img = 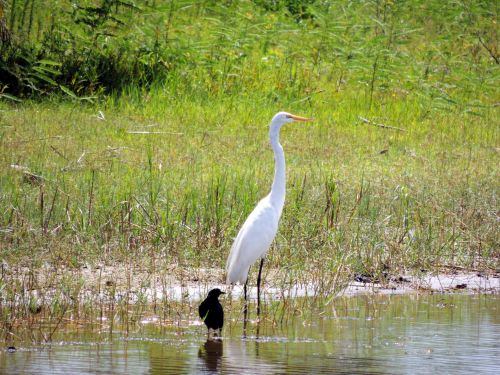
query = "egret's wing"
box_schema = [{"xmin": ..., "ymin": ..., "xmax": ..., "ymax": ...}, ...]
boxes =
[{"xmin": 226, "ymin": 199, "xmax": 279, "ymax": 284}]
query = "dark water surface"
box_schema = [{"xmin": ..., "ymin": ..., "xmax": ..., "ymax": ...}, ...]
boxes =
[{"xmin": 1, "ymin": 294, "xmax": 499, "ymax": 374}]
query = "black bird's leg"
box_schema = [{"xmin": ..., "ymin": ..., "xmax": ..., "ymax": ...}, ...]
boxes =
[{"xmin": 257, "ymin": 259, "xmax": 264, "ymax": 317}]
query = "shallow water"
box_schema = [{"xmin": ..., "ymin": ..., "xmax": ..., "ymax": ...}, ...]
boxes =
[{"xmin": 1, "ymin": 294, "xmax": 499, "ymax": 374}]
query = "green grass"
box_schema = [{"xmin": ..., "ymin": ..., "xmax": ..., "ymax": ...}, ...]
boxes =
[
  {"xmin": 0, "ymin": 0, "xmax": 499, "ymax": 298},
  {"xmin": 1, "ymin": 89, "xmax": 498, "ymax": 274}
]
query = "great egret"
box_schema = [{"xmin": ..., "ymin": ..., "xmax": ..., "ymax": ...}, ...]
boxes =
[
  {"xmin": 225, "ymin": 112, "xmax": 313, "ymax": 315},
  {"xmin": 199, "ymin": 288, "xmax": 225, "ymax": 337}
]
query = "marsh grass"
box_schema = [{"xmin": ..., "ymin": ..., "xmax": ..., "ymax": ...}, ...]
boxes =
[{"xmin": 0, "ymin": 0, "xmax": 499, "ymax": 342}]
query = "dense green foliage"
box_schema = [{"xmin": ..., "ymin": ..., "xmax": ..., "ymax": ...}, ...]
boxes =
[
  {"xmin": 1, "ymin": 0, "xmax": 497, "ymax": 99},
  {"xmin": 0, "ymin": 0, "xmax": 498, "ymax": 287}
]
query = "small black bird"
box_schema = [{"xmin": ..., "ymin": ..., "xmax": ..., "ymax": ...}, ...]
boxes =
[{"xmin": 199, "ymin": 288, "xmax": 225, "ymax": 337}]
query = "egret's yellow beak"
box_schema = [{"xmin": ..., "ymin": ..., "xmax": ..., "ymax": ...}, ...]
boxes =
[{"xmin": 286, "ymin": 114, "xmax": 314, "ymax": 122}]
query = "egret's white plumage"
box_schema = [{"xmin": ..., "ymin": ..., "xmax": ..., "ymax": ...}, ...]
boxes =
[{"xmin": 225, "ymin": 112, "xmax": 312, "ymax": 286}]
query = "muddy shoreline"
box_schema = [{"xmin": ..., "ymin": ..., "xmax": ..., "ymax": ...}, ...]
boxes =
[{"xmin": 2, "ymin": 264, "xmax": 498, "ymax": 305}]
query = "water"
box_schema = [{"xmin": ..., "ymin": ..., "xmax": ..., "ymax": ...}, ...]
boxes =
[{"xmin": 1, "ymin": 294, "xmax": 499, "ymax": 374}]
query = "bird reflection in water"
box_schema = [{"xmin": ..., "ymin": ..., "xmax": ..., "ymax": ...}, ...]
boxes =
[{"xmin": 198, "ymin": 339, "xmax": 223, "ymax": 373}]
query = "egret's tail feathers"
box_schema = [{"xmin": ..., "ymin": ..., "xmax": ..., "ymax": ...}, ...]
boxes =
[{"xmin": 225, "ymin": 263, "xmax": 250, "ymax": 285}]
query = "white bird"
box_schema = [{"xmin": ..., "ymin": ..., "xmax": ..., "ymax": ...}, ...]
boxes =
[{"xmin": 225, "ymin": 111, "xmax": 313, "ymax": 315}]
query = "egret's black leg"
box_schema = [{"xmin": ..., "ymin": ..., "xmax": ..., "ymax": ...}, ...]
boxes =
[
  {"xmin": 243, "ymin": 280, "xmax": 248, "ymax": 321},
  {"xmin": 243, "ymin": 280, "xmax": 249, "ymax": 334},
  {"xmin": 257, "ymin": 259, "xmax": 264, "ymax": 317}
]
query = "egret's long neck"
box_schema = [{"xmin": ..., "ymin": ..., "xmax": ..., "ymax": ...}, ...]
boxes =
[{"xmin": 269, "ymin": 125, "xmax": 286, "ymax": 211}]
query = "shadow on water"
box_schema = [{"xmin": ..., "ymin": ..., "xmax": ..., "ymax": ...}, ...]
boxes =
[
  {"xmin": 191, "ymin": 337, "xmax": 389, "ymax": 375},
  {"xmin": 198, "ymin": 339, "xmax": 223, "ymax": 373},
  {"xmin": 1, "ymin": 294, "xmax": 499, "ymax": 374}
]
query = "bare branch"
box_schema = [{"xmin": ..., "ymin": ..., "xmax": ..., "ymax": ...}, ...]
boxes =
[
  {"xmin": 127, "ymin": 131, "xmax": 183, "ymax": 135},
  {"xmin": 477, "ymin": 33, "xmax": 499, "ymax": 65},
  {"xmin": 358, "ymin": 116, "xmax": 407, "ymax": 132}
]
